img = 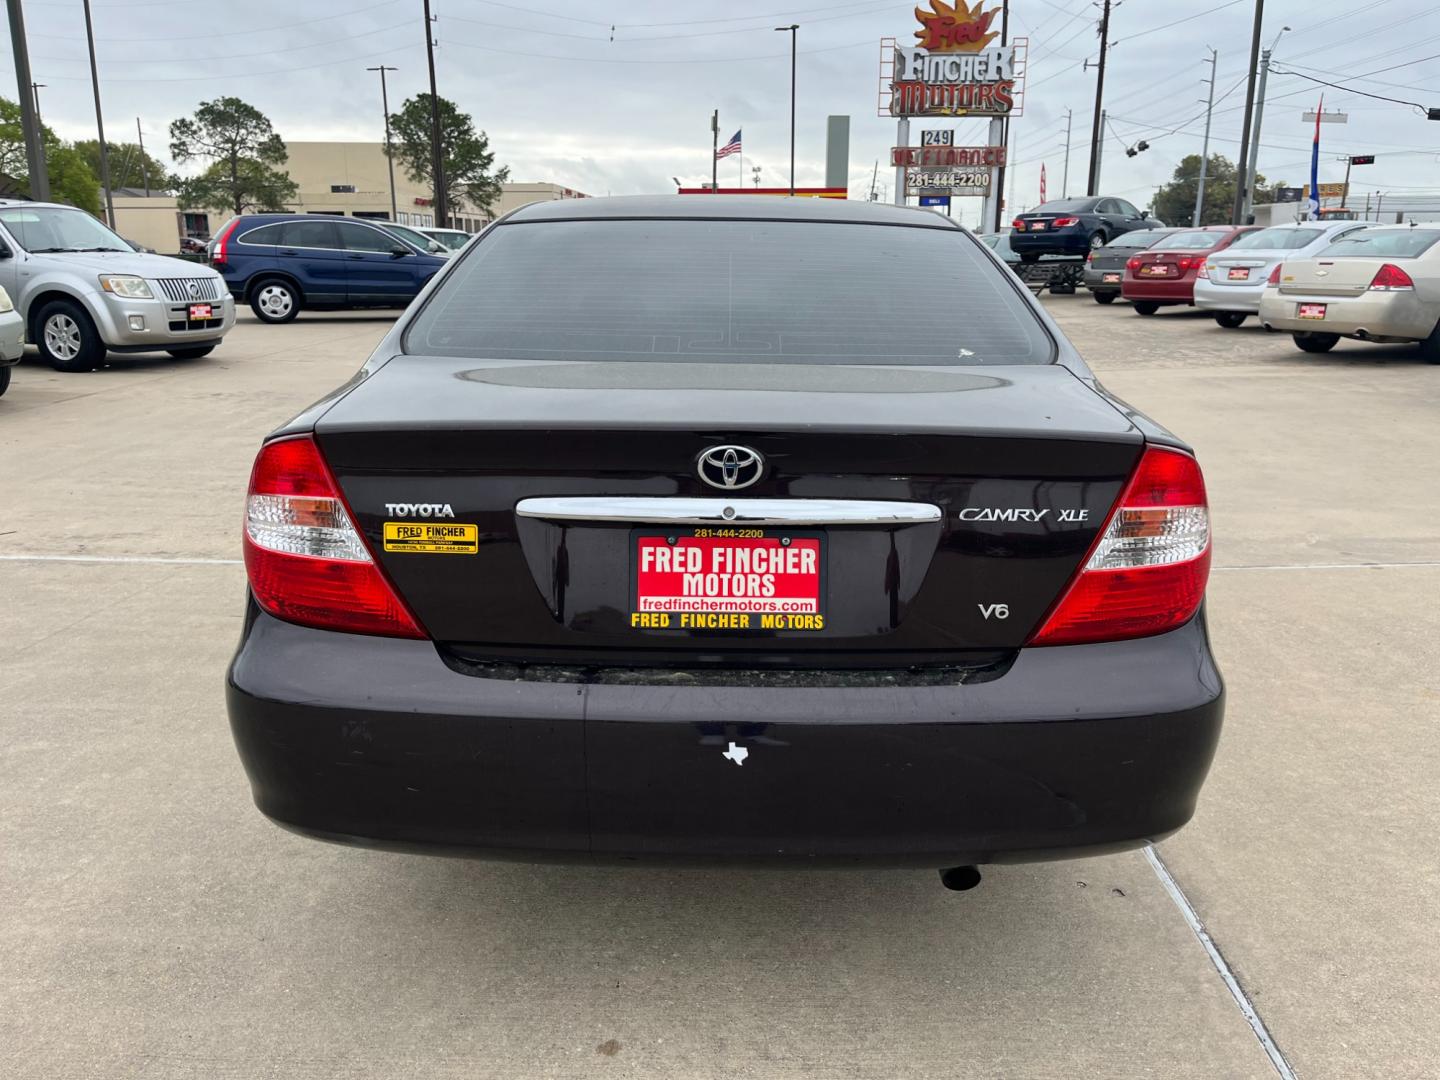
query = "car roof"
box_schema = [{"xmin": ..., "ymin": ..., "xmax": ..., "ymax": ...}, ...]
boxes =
[{"xmin": 503, "ymin": 194, "xmax": 960, "ymax": 228}]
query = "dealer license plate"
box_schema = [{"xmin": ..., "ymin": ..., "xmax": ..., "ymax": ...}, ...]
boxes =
[
  {"xmin": 1227, "ymin": 267, "xmax": 1250, "ymax": 280},
  {"xmin": 1140, "ymin": 264, "xmax": 1168, "ymax": 276},
  {"xmin": 632, "ymin": 530, "xmax": 825, "ymax": 632},
  {"xmin": 1102, "ymin": 272, "xmax": 1121, "ymax": 283},
  {"xmin": 188, "ymin": 303, "xmax": 213, "ymax": 320},
  {"xmin": 1028, "ymin": 221, "xmax": 1046, "ymax": 231},
  {"xmin": 1298, "ymin": 303, "xmax": 1327, "ymax": 320}
]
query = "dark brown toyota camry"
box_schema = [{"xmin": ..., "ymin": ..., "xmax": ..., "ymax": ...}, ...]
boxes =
[{"xmin": 226, "ymin": 195, "xmax": 1222, "ymax": 888}]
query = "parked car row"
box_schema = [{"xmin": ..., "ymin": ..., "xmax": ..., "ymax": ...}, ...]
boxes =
[
  {"xmin": 1072, "ymin": 219, "xmax": 1440, "ymax": 362},
  {"xmin": 0, "ymin": 200, "xmax": 482, "ymax": 382}
]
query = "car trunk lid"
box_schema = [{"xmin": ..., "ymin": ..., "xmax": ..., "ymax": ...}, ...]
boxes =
[
  {"xmin": 314, "ymin": 356, "xmax": 1142, "ymax": 663},
  {"xmin": 1278, "ymin": 258, "xmax": 1384, "ymax": 297}
]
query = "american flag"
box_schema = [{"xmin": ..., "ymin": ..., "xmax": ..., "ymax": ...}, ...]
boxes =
[
  {"xmin": 716, "ymin": 130, "xmax": 742, "ymax": 159},
  {"xmin": 1040, "ymin": 163, "xmax": 1047, "ymax": 204}
]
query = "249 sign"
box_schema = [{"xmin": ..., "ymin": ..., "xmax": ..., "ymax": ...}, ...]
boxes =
[{"xmin": 922, "ymin": 129, "xmax": 955, "ymax": 146}]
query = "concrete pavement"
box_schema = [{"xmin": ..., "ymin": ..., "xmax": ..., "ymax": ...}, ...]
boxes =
[{"xmin": 1, "ymin": 301, "xmax": 1436, "ymax": 1078}]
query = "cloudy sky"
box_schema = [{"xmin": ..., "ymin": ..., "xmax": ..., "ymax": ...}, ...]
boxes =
[{"xmin": 5, "ymin": 0, "xmax": 1439, "ymax": 227}]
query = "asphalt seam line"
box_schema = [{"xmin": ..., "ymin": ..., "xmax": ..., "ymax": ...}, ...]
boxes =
[{"xmin": 1143, "ymin": 845, "xmax": 1298, "ymax": 1080}]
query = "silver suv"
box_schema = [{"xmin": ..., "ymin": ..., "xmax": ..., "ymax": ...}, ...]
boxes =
[{"xmin": 0, "ymin": 200, "xmax": 235, "ymax": 372}]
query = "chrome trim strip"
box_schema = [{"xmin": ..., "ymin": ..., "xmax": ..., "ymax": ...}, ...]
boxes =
[{"xmin": 515, "ymin": 497, "xmax": 942, "ymax": 527}]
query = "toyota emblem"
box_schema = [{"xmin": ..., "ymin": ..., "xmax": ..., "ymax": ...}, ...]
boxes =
[{"xmin": 697, "ymin": 445, "xmax": 765, "ymax": 490}]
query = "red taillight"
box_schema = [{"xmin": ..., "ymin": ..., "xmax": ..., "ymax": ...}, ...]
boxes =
[
  {"xmin": 210, "ymin": 218, "xmax": 239, "ymax": 266},
  {"xmin": 243, "ymin": 435, "xmax": 426, "ymax": 639},
  {"xmin": 1368, "ymin": 263, "xmax": 1414, "ymax": 291},
  {"xmin": 1012, "ymin": 217, "xmax": 1025, "ymax": 230},
  {"xmin": 1028, "ymin": 446, "xmax": 1211, "ymax": 647},
  {"xmin": 1051, "ymin": 216, "xmax": 1080, "ymax": 227},
  {"xmin": 1086, "ymin": 250, "xmax": 1094, "ymax": 263},
  {"xmin": 1267, "ymin": 263, "xmax": 1283, "ymax": 286},
  {"xmin": 1126, "ymin": 257, "xmax": 1141, "ymax": 272}
]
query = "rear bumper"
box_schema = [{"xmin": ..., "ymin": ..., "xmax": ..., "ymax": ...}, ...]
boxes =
[
  {"xmin": 1258, "ymin": 289, "xmax": 1435, "ymax": 340},
  {"xmin": 227, "ymin": 608, "xmax": 1224, "ymax": 867},
  {"xmin": 1193, "ymin": 278, "xmax": 1266, "ymax": 314},
  {"xmin": 1083, "ymin": 267, "xmax": 1125, "ymax": 291},
  {"xmin": 1121, "ymin": 277, "xmax": 1196, "ymax": 303},
  {"xmin": 1010, "ymin": 231, "xmax": 1090, "ymax": 257}
]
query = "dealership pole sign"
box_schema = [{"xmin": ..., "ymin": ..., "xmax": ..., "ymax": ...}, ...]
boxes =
[{"xmin": 886, "ymin": 1, "xmax": 1021, "ymax": 118}]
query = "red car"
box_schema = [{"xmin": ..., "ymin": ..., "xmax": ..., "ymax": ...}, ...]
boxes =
[{"xmin": 1122, "ymin": 226, "xmax": 1259, "ymax": 315}]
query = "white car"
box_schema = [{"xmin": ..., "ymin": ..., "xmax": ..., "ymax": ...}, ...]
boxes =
[
  {"xmin": 420, "ymin": 227, "xmax": 473, "ymax": 253},
  {"xmin": 1194, "ymin": 220, "xmax": 1372, "ymax": 328},
  {"xmin": 0, "ymin": 284, "xmax": 22, "ymax": 397},
  {"xmin": 1257, "ymin": 225, "xmax": 1440, "ymax": 361}
]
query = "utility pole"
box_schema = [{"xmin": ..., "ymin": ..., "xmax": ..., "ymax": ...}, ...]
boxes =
[
  {"xmin": 81, "ymin": 0, "xmax": 115, "ymax": 226},
  {"xmin": 711, "ymin": 109, "xmax": 719, "ymax": 192},
  {"xmin": 1231, "ymin": 0, "xmax": 1265, "ymax": 224},
  {"xmin": 1094, "ymin": 110, "xmax": 1106, "ymax": 192},
  {"xmin": 1194, "ymin": 48, "xmax": 1218, "ymax": 227},
  {"xmin": 367, "ymin": 66, "xmax": 400, "ymax": 221},
  {"xmin": 869, "ymin": 158, "xmax": 879, "ymax": 201},
  {"xmin": 775, "ymin": 24, "xmax": 798, "ymax": 196},
  {"xmin": 1085, "ymin": 0, "xmax": 1112, "ymax": 196},
  {"xmin": 1337, "ymin": 154, "xmax": 1353, "ymax": 209},
  {"xmin": 422, "ymin": 0, "xmax": 447, "ymax": 228},
  {"xmin": 1242, "ymin": 27, "xmax": 1288, "ymax": 223},
  {"xmin": 30, "ymin": 82, "xmax": 43, "ymax": 124},
  {"xmin": 135, "ymin": 118, "xmax": 150, "ymax": 196},
  {"xmin": 991, "ymin": 0, "xmax": 1010, "ymax": 230},
  {"xmin": 1061, "ymin": 107, "xmax": 1072, "ymax": 198},
  {"xmin": 8, "ymin": 0, "xmax": 50, "ymax": 200}
]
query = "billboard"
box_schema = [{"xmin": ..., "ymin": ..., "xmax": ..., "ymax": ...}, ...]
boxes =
[{"xmin": 884, "ymin": 1, "xmax": 1019, "ymax": 119}]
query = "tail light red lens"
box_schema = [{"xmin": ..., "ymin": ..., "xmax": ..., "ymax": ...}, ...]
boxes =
[
  {"xmin": 1029, "ymin": 446, "xmax": 1211, "ymax": 647},
  {"xmin": 1051, "ymin": 216, "xmax": 1080, "ymax": 227},
  {"xmin": 1012, "ymin": 217, "xmax": 1025, "ymax": 230},
  {"xmin": 1267, "ymin": 263, "xmax": 1283, "ymax": 286},
  {"xmin": 210, "ymin": 218, "xmax": 239, "ymax": 266},
  {"xmin": 243, "ymin": 435, "xmax": 426, "ymax": 639},
  {"xmin": 1126, "ymin": 257, "xmax": 1141, "ymax": 272},
  {"xmin": 1368, "ymin": 263, "xmax": 1414, "ymax": 291}
]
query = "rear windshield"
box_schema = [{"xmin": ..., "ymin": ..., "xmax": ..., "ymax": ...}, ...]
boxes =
[
  {"xmin": 1226, "ymin": 227, "xmax": 1325, "ymax": 251},
  {"xmin": 1030, "ymin": 199, "xmax": 1095, "ymax": 213},
  {"xmin": 1104, "ymin": 230, "xmax": 1170, "ymax": 249},
  {"xmin": 1316, "ymin": 230, "xmax": 1440, "ymax": 259},
  {"xmin": 406, "ymin": 219, "xmax": 1054, "ymax": 366},
  {"xmin": 1152, "ymin": 230, "xmax": 1226, "ymax": 251}
]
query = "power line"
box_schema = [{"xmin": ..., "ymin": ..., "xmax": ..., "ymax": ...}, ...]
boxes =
[
  {"xmin": 1270, "ymin": 65, "xmax": 1429, "ymax": 112},
  {"xmin": 31, "ymin": 18, "xmax": 415, "ymax": 64},
  {"xmin": 24, "ymin": 0, "xmax": 403, "ymax": 39}
]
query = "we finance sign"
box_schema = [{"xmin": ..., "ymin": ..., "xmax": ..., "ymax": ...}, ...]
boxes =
[{"xmin": 888, "ymin": 0, "xmax": 1018, "ymax": 118}]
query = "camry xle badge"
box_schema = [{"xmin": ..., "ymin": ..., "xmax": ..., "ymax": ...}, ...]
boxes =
[
  {"xmin": 697, "ymin": 445, "xmax": 765, "ymax": 490},
  {"xmin": 384, "ymin": 502, "xmax": 455, "ymax": 518},
  {"xmin": 722, "ymin": 742, "xmax": 749, "ymax": 766}
]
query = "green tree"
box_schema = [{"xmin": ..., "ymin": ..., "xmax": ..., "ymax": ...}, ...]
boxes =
[
  {"xmin": 387, "ymin": 94, "xmax": 509, "ymax": 219},
  {"xmin": 168, "ymin": 96, "xmax": 296, "ymax": 215},
  {"xmin": 1152, "ymin": 153, "xmax": 1275, "ymax": 226},
  {"xmin": 74, "ymin": 139, "xmax": 169, "ymax": 194},
  {"xmin": 0, "ymin": 97, "xmax": 102, "ymax": 214}
]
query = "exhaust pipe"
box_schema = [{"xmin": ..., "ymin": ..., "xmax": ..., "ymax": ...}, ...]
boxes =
[{"xmin": 939, "ymin": 865, "xmax": 983, "ymax": 891}]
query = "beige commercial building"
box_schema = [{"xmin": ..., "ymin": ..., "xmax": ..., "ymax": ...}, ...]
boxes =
[{"xmin": 111, "ymin": 141, "xmax": 588, "ymax": 252}]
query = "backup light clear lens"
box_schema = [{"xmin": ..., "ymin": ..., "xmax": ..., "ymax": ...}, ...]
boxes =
[
  {"xmin": 245, "ymin": 494, "xmax": 371, "ymax": 561},
  {"xmin": 0, "ymin": 286, "xmax": 12, "ymax": 313},
  {"xmin": 1086, "ymin": 506, "xmax": 1210, "ymax": 569}
]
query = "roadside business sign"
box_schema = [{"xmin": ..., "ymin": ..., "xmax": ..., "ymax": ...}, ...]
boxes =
[
  {"xmin": 921, "ymin": 129, "xmax": 955, "ymax": 145},
  {"xmin": 1302, "ymin": 183, "xmax": 1349, "ymax": 200},
  {"xmin": 882, "ymin": 1, "xmax": 1021, "ymax": 118},
  {"xmin": 918, "ymin": 195, "xmax": 951, "ymax": 207},
  {"xmin": 890, "ymin": 145, "xmax": 1006, "ymax": 168},
  {"xmin": 905, "ymin": 167, "xmax": 990, "ymax": 196}
]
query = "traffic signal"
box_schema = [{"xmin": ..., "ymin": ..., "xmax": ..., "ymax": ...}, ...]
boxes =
[{"xmin": 1349, "ymin": 155, "xmax": 1375, "ymax": 165}]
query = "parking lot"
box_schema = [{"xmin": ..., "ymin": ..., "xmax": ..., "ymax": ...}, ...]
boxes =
[{"xmin": 2, "ymin": 296, "xmax": 1437, "ymax": 1079}]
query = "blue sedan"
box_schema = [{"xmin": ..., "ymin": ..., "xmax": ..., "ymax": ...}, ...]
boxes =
[{"xmin": 1010, "ymin": 196, "xmax": 1165, "ymax": 262}]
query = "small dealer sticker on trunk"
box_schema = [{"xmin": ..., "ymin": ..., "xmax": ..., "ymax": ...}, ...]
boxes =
[{"xmin": 383, "ymin": 522, "xmax": 478, "ymax": 554}]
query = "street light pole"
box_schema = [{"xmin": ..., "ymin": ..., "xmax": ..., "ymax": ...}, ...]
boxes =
[
  {"xmin": 775, "ymin": 24, "xmax": 798, "ymax": 196},
  {"xmin": 1061, "ymin": 107, "xmax": 1072, "ymax": 198},
  {"xmin": 367, "ymin": 66, "xmax": 400, "ymax": 221},
  {"xmin": 30, "ymin": 82, "xmax": 44, "ymax": 124},
  {"xmin": 422, "ymin": 0, "xmax": 447, "ymax": 228},
  {"xmin": 81, "ymin": 0, "xmax": 115, "ymax": 227},
  {"xmin": 1242, "ymin": 26, "xmax": 1289, "ymax": 223},
  {"xmin": 1085, "ymin": 0, "xmax": 1112, "ymax": 196},
  {"xmin": 6, "ymin": 0, "xmax": 49, "ymax": 200}
]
